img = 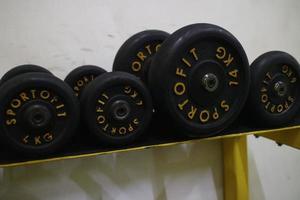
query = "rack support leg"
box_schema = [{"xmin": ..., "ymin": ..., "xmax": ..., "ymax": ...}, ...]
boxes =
[{"xmin": 222, "ymin": 136, "xmax": 248, "ymax": 200}]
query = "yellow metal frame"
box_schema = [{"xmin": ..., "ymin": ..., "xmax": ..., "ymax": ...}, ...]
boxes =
[
  {"xmin": 223, "ymin": 136, "xmax": 248, "ymax": 200},
  {"xmin": 258, "ymin": 128, "xmax": 300, "ymax": 149},
  {"xmin": 1, "ymin": 125, "xmax": 300, "ymax": 200}
]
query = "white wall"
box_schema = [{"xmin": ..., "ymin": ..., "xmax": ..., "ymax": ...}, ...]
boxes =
[{"xmin": 0, "ymin": 0, "xmax": 300, "ymax": 199}]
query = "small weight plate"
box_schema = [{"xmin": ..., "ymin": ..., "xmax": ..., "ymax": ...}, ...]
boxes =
[
  {"xmin": 0, "ymin": 72, "xmax": 80, "ymax": 156},
  {"xmin": 113, "ymin": 30, "xmax": 170, "ymax": 83},
  {"xmin": 0, "ymin": 64, "xmax": 52, "ymax": 85},
  {"xmin": 64, "ymin": 65, "xmax": 107, "ymax": 97},
  {"xmin": 247, "ymin": 51, "xmax": 300, "ymax": 127},
  {"xmin": 80, "ymin": 71, "xmax": 153, "ymax": 145},
  {"xmin": 148, "ymin": 23, "xmax": 250, "ymax": 137}
]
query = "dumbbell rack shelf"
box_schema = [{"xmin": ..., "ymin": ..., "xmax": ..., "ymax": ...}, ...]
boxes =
[{"xmin": 1, "ymin": 124, "xmax": 300, "ymax": 200}]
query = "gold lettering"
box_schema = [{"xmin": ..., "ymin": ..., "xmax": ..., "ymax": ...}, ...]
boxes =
[
  {"xmin": 145, "ymin": 45, "xmax": 152, "ymax": 55},
  {"xmin": 155, "ymin": 44, "xmax": 161, "ymax": 52},
  {"xmin": 282, "ymin": 65, "xmax": 289, "ymax": 73},
  {"xmin": 31, "ymin": 89, "xmax": 36, "ymax": 99},
  {"xmin": 261, "ymin": 94, "xmax": 268, "ymax": 103},
  {"xmin": 133, "ymin": 118, "xmax": 139, "ymax": 125},
  {"xmin": 137, "ymin": 52, "xmax": 146, "ymax": 61},
  {"xmin": 6, "ymin": 109, "xmax": 16, "ymax": 116},
  {"xmin": 6, "ymin": 119, "xmax": 16, "ymax": 125},
  {"xmin": 83, "ymin": 76, "xmax": 89, "ymax": 82},
  {"xmin": 34, "ymin": 136, "xmax": 42, "ymax": 145},
  {"xmin": 224, "ymin": 54, "xmax": 234, "ymax": 66},
  {"xmin": 77, "ymin": 80, "xmax": 84, "ymax": 87},
  {"xmin": 40, "ymin": 90, "xmax": 50, "ymax": 99},
  {"xmin": 277, "ymin": 104, "xmax": 283, "ymax": 113},
  {"xmin": 221, "ymin": 100, "xmax": 230, "ymax": 112},
  {"xmin": 287, "ymin": 70, "xmax": 293, "ymax": 77},
  {"xmin": 265, "ymin": 102, "xmax": 270, "ymax": 110},
  {"xmin": 98, "ymin": 100, "xmax": 105, "ymax": 105},
  {"xmin": 190, "ymin": 48, "xmax": 198, "ymax": 60},
  {"xmin": 228, "ymin": 69, "xmax": 238, "ymax": 78},
  {"xmin": 212, "ymin": 107, "xmax": 219, "ymax": 120},
  {"xmin": 102, "ymin": 124, "xmax": 109, "ymax": 131},
  {"xmin": 43, "ymin": 133, "xmax": 53, "ymax": 142},
  {"xmin": 284, "ymin": 101, "xmax": 289, "ymax": 109},
  {"xmin": 229, "ymin": 81, "xmax": 239, "ymax": 86},
  {"xmin": 119, "ymin": 127, "xmax": 127, "ymax": 134},
  {"xmin": 266, "ymin": 72, "xmax": 272, "ymax": 80},
  {"xmin": 23, "ymin": 135, "xmax": 29, "ymax": 144},
  {"xmin": 290, "ymin": 77, "xmax": 297, "ymax": 83},
  {"xmin": 111, "ymin": 127, "xmax": 117, "ymax": 134},
  {"xmin": 102, "ymin": 93, "xmax": 109, "ymax": 99},
  {"xmin": 132, "ymin": 61, "xmax": 142, "ymax": 72},
  {"xmin": 216, "ymin": 47, "xmax": 226, "ymax": 59},
  {"xmin": 50, "ymin": 96, "xmax": 58, "ymax": 103},
  {"xmin": 174, "ymin": 82, "xmax": 186, "ymax": 96},
  {"xmin": 270, "ymin": 105, "xmax": 276, "ymax": 113},
  {"xmin": 96, "ymin": 107, "xmax": 103, "ymax": 112},
  {"xmin": 130, "ymin": 90, "xmax": 138, "ymax": 98},
  {"xmin": 128, "ymin": 124, "xmax": 134, "ymax": 132},
  {"xmin": 124, "ymin": 86, "xmax": 131, "ymax": 94},
  {"xmin": 11, "ymin": 99, "xmax": 21, "ymax": 108},
  {"xmin": 19, "ymin": 92, "xmax": 29, "ymax": 101},
  {"xmin": 176, "ymin": 68, "xmax": 187, "ymax": 78},
  {"xmin": 57, "ymin": 112, "xmax": 67, "ymax": 117},
  {"xmin": 56, "ymin": 104, "xmax": 64, "ymax": 109},
  {"xmin": 260, "ymin": 87, "xmax": 267, "ymax": 92},
  {"xmin": 216, "ymin": 47, "xmax": 233, "ymax": 66},
  {"xmin": 74, "ymin": 86, "xmax": 79, "ymax": 92},
  {"xmin": 178, "ymin": 99, "xmax": 189, "ymax": 110},
  {"xmin": 187, "ymin": 106, "xmax": 197, "ymax": 119},
  {"xmin": 182, "ymin": 58, "xmax": 192, "ymax": 67},
  {"xmin": 199, "ymin": 110, "xmax": 210, "ymax": 123},
  {"xmin": 136, "ymin": 100, "xmax": 143, "ymax": 106},
  {"xmin": 288, "ymin": 96, "xmax": 294, "ymax": 103},
  {"xmin": 97, "ymin": 115, "xmax": 105, "ymax": 124},
  {"xmin": 263, "ymin": 80, "xmax": 269, "ymax": 85}
]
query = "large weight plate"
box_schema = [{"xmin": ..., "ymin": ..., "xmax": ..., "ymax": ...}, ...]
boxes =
[
  {"xmin": 148, "ymin": 23, "xmax": 250, "ymax": 137},
  {"xmin": 113, "ymin": 30, "xmax": 170, "ymax": 83},
  {"xmin": 247, "ymin": 51, "xmax": 300, "ymax": 127},
  {"xmin": 0, "ymin": 72, "xmax": 79, "ymax": 156},
  {"xmin": 64, "ymin": 65, "xmax": 107, "ymax": 97},
  {"xmin": 81, "ymin": 72, "xmax": 153, "ymax": 145}
]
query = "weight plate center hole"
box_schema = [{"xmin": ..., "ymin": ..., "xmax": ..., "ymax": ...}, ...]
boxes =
[
  {"xmin": 110, "ymin": 100, "xmax": 131, "ymax": 121},
  {"xmin": 33, "ymin": 113, "xmax": 44, "ymax": 124},
  {"xmin": 23, "ymin": 104, "xmax": 53, "ymax": 129},
  {"xmin": 274, "ymin": 81, "xmax": 287, "ymax": 97},
  {"xmin": 202, "ymin": 73, "xmax": 219, "ymax": 92}
]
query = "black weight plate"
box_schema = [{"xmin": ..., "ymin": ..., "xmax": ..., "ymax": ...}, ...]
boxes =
[
  {"xmin": 80, "ymin": 71, "xmax": 153, "ymax": 145},
  {"xmin": 113, "ymin": 30, "xmax": 170, "ymax": 83},
  {"xmin": 0, "ymin": 64, "xmax": 52, "ymax": 85},
  {"xmin": 0, "ymin": 72, "xmax": 80, "ymax": 156},
  {"xmin": 247, "ymin": 51, "xmax": 300, "ymax": 127},
  {"xmin": 148, "ymin": 23, "xmax": 250, "ymax": 137},
  {"xmin": 64, "ymin": 65, "xmax": 107, "ymax": 97}
]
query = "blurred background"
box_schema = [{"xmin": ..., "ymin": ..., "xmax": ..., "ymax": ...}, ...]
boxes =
[{"xmin": 0, "ymin": 0, "xmax": 299, "ymax": 199}]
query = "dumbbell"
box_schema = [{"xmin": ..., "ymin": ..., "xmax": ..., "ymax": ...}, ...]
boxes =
[
  {"xmin": 246, "ymin": 51, "xmax": 300, "ymax": 127},
  {"xmin": 65, "ymin": 66, "xmax": 153, "ymax": 146},
  {"xmin": 113, "ymin": 24, "xmax": 250, "ymax": 137},
  {"xmin": 0, "ymin": 64, "xmax": 80, "ymax": 156}
]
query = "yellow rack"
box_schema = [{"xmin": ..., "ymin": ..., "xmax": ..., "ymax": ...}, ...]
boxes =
[{"xmin": 1, "ymin": 125, "xmax": 300, "ymax": 200}]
